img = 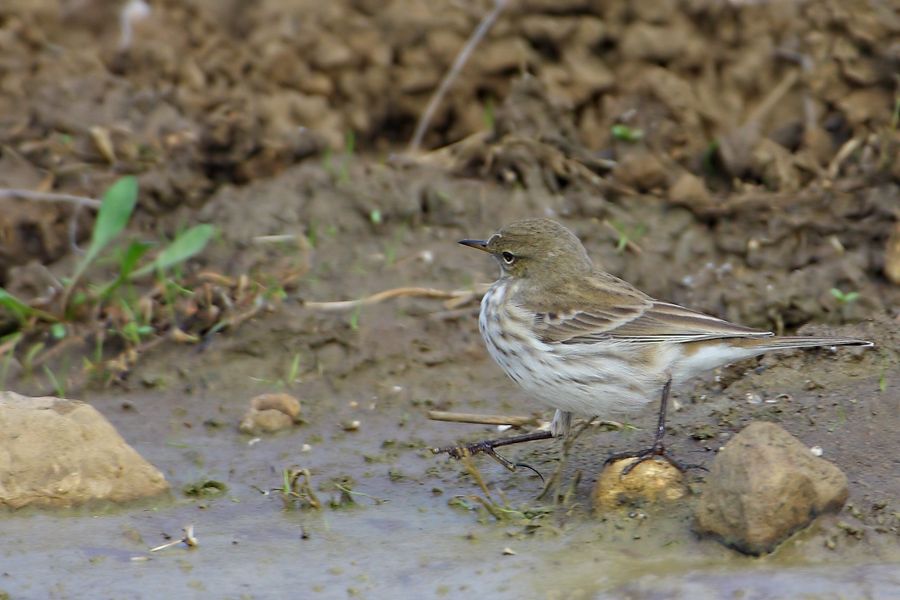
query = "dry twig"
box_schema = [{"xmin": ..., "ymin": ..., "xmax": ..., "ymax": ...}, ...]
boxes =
[
  {"xmin": 0, "ymin": 189, "xmax": 101, "ymax": 209},
  {"xmin": 427, "ymin": 410, "xmax": 540, "ymax": 428},
  {"xmin": 301, "ymin": 287, "xmax": 478, "ymax": 312},
  {"xmin": 407, "ymin": 0, "xmax": 508, "ymax": 152}
]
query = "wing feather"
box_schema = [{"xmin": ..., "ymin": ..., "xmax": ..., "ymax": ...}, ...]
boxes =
[{"xmin": 524, "ymin": 274, "xmax": 772, "ymax": 345}]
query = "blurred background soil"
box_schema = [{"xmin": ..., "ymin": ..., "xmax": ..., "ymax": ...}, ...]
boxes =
[{"xmin": 1, "ymin": 0, "xmax": 897, "ymax": 277}]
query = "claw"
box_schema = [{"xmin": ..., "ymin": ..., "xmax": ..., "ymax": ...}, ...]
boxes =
[
  {"xmin": 432, "ymin": 430, "xmax": 555, "ymax": 479},
  {"xmin": 513, "ymin": 462, "xmax": 544, "ymax": 482},
  {"xmin": 605, "ymin": 446, "xmax": 706, "ymax": 475}
]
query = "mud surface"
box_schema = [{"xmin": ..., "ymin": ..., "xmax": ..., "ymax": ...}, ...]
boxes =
[{"xmin": 1, "ymin": 0, "xmax": 899, "ymax": 598}]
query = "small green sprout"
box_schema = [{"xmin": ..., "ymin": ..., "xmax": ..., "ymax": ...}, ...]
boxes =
[
  {"xmin": 829, "ymin": 288, "xmax": 860, "ymax": 305},
  {"xmin": 611, "ymin": 124, "xmax": 644, "ymax": 142}
]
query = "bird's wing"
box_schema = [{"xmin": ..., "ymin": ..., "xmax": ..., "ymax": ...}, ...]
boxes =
[{"xmin": 526, "ymin": 273, "xmax": 772, "ymax": 344}]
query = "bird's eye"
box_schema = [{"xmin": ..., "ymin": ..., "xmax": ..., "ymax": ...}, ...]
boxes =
[{"xmin": 501, "ymin": 251, "xmax": 516, "ymax": 264}]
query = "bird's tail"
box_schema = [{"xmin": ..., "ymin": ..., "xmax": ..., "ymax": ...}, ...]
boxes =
[{"xmin": 750, "ymin": 336, "xmax": 873, "ymax": 352}]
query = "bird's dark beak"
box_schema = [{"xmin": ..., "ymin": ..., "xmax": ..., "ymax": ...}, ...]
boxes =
[{"xmin": 458, "ymin": 239, "xmax": 489, "ymax": 252}]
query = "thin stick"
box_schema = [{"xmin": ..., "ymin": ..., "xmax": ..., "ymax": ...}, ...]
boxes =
[
  {"xmin": 601, "ymin": 219, "xmax": 644, "ymax": 255},
  {"xmin": 302, "ymin": 287, "xmax": 475, "ymax": 312},
  {"xmin": 407, "ymin": 0, "xmax": 508, "ymax": 153},
  {"xmin": 745, "ymin": 70, "xmax": 799, "ymax": 126},
  {"xmin": 0, "ymin": 189, "xmax": 101, "ymax": 209},
  {"xmin": 828, "ymin": 137, "xmax": 862, "ymax": 180},
  {"xmin": 149, "ymin": 525, "xmax": 198, "ymax": 553},
  {"xmin": 427, "ymin": 410, "xmax": 540, "ymax": 427}
]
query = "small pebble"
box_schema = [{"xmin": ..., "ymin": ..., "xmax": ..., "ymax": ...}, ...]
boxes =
[
  {"xmin": 810, "ymin": 445, "xmax": 824, "ymax": 457},
  {"xmin": 502, "ymin": 547, "xmax": 516, "ymax": 556}
]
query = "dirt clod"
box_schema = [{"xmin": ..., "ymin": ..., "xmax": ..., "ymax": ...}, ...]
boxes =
[
  {"xmin": 694, "ymin": 421, "xmax": 849, "ymax": 555},
  {"xmin": 250, "ymin": 393, "xmax": 302, "ymax": 420},
  {"xmin": 239, "ymin": 393, "xmax": 302, "ymax": 434},
  {"xmin": 669, "ymin": 172, "xmax": 712, "ymax": 207},
  {"xmin": 593, "ymin": 456, "xmax": 687, "ymax": 510},
  {"xmin": 239, "ymin": 409, "xmax": 293, "ymax": 435}
]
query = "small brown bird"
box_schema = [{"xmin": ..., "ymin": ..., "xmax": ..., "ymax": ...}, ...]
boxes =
[{"xmin": 437, "ymin": 218, "xmax": 872, "ymax": 471}]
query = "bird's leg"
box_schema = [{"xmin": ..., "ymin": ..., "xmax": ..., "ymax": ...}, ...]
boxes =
[
  {"xmin": 432, "ymin": 430, "xmax": 554, "ymax": 475},
  {"xmin": 603, "ymin": 376, "xmax": 693, "ymax": 474},
  {"xmin": 537, "ymin": 411, "xmax": 594, "ymax": 502}
]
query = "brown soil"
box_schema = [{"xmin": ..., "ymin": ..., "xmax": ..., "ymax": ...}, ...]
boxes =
[{"xmin": 0, "ymin": 0, "xmax": 898, "ymax": 597}]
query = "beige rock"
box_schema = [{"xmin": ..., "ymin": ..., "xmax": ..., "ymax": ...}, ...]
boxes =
[
  {"xmin": 239, "ymin": 409, "xmax": 293, "ymax": 434},
  {"xmin": 239, "ymin": 393, "xmax": 302, "ymax": 434},
  {"xmin": 593, "ymin": 457, "xmax": 687, "ymax": 510},
  {"xmin": 694, "ymin": 422, "xmax": 848, "ymax": 555},
  {"xmin": 251, "ymin": 393, "xmax": 301, "ymax": 419},
  {"xmin": 0, "ymin": 392, "xmax": 169, "ymax": 509}
]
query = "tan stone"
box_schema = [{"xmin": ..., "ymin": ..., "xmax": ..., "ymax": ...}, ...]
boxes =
[
  {"xmin": 239, "ymin": 409, "xmax": 293, "ymax": 434},
  {"xmin": 593, "ymin": 457, "xmax": 687, "ymax": 510},
  {"xmin": 0, "ymin": 392, "xmax": 169, "ymax": 509},
  {"xmin": 239, "ymin": 393, "xmax": 302, "ymax": 434},
  {"xmin": 694, "ymin": 422, "xmax": 848, "ymax": 555},
  {"xmin": 250, "ymin": 393, "xmax": 301, "ymax": 419}
]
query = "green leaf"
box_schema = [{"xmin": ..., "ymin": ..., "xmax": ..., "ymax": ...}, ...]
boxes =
[
  {"xmin": 50, "ymin": 323, "xmax": 67, "ymax": 340},
  {"xmin": 68, "ymin": 176, "xmax": 139, "ymax": 289},
  {"xmin": 611, "ymin": 124, "xmax": 644, "ymax": 142},
  {"xmin": 118, "ymin": 240, "xmax": 153, "ymax": 278},
  {"xmin": 0, "ymin": 288, "xmax": 33, "ymax": 322},
  {"xmin": 130, "ymin": 224, "xmax": 215, "ymax": 280},
  {"xmin": 97, "ymin": 241, "xmax": 153, "ymax": 300},
  {"xmin": 0, "ymin": 288, "xmax": 56, "ymax": 323}
]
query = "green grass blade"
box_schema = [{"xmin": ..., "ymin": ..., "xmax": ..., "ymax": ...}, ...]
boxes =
[
  {"xmin": 0, "ymin": 288, "xmax": 32, "ymax": 322},
  {"xmin": 97, "ymin": 241, "xmax": 153, "ymax": 300},
  {"xmin": 0, "ymin": 288, "xmax": 57, "ymax": 323},
  {"xmin": 69, "ymin": 176, "xmax": 139, "ymax": 286},
  {"xmin": 130, "ymin": 224, "xmax": 216, "ymax": 280}
]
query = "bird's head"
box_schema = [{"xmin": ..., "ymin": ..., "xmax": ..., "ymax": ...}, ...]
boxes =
[{"xmin": 459, "ymin": 218, "xmax": 592, "ymax": 279}]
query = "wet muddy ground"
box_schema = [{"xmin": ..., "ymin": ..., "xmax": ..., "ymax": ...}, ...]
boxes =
[
  {"xmin": 3, "ymin": 167, "xmax": 899, "ymax": 599},
  {"xmin": 0, "ymin": 333, "xmax": 896, "ymax": 599},
  {"xmin": 1, "ymin": 0, "xmax": 899, "ymax": 598}
]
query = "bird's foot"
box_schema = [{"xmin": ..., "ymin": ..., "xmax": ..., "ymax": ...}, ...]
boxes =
[
  {"xmin": 432, "ymin": 436, "xmax": 547, "ymax": 480},
  {"xmin": 604, "ymin": 444, "xmax": 704, "ymax": 475}
]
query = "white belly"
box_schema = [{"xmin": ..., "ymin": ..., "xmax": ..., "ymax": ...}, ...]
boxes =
[{"xmin": 478, "ymin": 283, "xmax": 670, "ymax": 418}]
